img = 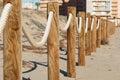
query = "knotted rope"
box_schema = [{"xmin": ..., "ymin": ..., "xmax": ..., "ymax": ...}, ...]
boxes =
[
  {"xmin": 0, "ymin": 3, "xmax": 12, "ymax": 33},
  {"xmin": 76, "ymin": 17, "xmax": 82, "ymax": 33},
  {"xmin": 22, "ymin": 11, "xmax": 54, "ymax": 47},
  {"xmin": 85, "ymin": 18, "xmax": 88, "ymax": 33},
  {"xmin": 60, "ymin": 13, "xmax": 72, "ymax": 32},
  {"xmin": 96, "ymin": 19, "xmax": 100, "ymax": 30}
]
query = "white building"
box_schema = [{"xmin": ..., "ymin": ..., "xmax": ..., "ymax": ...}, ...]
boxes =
[
  {"xmin": 118, "ymin": 1, "xmax": 120, "ymax": 18},
  {"xmin": 87, "ymin": 0, "xmax": 111, "ymax": 17},
  {"xmin": 87, "ymin": 0, "xmax": 93, "ymax": 13}
]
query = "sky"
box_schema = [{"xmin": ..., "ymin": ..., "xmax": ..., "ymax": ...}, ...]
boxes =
[{"xmin": 22, "ymin": 0, "xmax": 40, "ymax": 3}]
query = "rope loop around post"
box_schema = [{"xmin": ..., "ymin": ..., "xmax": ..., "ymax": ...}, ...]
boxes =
[
  {"xmin": 85, "ymin": 17, "xmax": 88, "ymax": 33},
  {"xmin": 22, "ymin": 11, "xmax": 54, "ymax": 47},
  {"xmin": 60, "ymin": 13, "xmax": 72, "ymax": 32},
  {"xmin": 0, "ymin": 3, "xmax": 12, "ymax": 33},
  {"xmin": 96, "ymin": 19, "xmax": 100, "ymax": 30},
  {"xmin": 76, "ymin": 17, "xmax": 82, "ymax": 33}
]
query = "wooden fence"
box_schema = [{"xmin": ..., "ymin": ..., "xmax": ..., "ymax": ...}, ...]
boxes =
[{"xmin": 2, "ymin": 1, "xmax": 116, "ymax": 80}]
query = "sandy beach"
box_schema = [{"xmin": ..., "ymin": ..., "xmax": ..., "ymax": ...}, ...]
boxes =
[
  {"xmin": 0, "ymin": 26, "xmax": 120, "ymax": 80},
  {"xmin": 21, "ymin": 27, "xmax": 120, "ymax": 80},
  {"xmin": 0, "ymin": 1, "xmax": 120, "ymax": 79}
]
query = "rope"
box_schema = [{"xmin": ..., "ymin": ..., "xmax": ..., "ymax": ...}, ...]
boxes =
[
  {"xmin": 91, "ymin": 18, "xmax": 94, "ymax": 31},
  {"xmin": 76, "ymin": 17, "xmax": 82, "ymax": 33},
  {"xmin": 60, "ymin": 13, "xmax": 72, "ymax": 32},
  {"xmin": 96, "ymin": 19, "xmax": 100, "ymax": 30},
  {"xmin": 85, "ymin": 17, "xmax": 88, "ymax": 33},
  {"xmin": 22, "ymin": 11, "xmax": 54, "ymax": 47},
  {"xmin": 0, "ymin": 3, "xmax": 12, "ymax": 33}
]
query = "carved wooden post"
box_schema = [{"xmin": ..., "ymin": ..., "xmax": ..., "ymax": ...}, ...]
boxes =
[
  {"xmin": 91, "ymin": 15, "xmax": 97, "ymax": 52},
  {"xmin": 67, "ymin": 7, "xmax": 76, "ymax": 78},
  {"xmin": 78, "ymin": 12, "xmax": 85, "ymax": 66},
  {"xmin": 3, "ymin": 0, "xmax": 21, "ymax": 80},
  {"xmin": 47, "ymin": 2, "xmax": 59, "ymax": 80},
  {"xmin": 85, "ymin": 13, "xmax": 91, "ymax": 56},
  {"xmin": 96, "ymin": 17, "xmax": 101, "ymax": 47}
]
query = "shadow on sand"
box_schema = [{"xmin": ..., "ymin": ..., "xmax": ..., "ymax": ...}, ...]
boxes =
[
  {"xmin": 22, "ymin": 77, "xmax": 31, "ymax": 80},
  {"xmin": 22, "ymin": 61, "xmax": 47, "ymax": 74},
  {"xmin": 22, "ymin": 60, "xmax": 68, "ymax": 77}
]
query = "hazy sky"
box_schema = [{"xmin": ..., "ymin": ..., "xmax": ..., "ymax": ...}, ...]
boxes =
[{"xmin": 22, "ymin": 0, "xmax": 40, "ymax": 3}]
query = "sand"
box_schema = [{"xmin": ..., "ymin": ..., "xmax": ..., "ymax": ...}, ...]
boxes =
[
  {"xmin": 0, "ymin": 27, "xmax": 120, "ymax": 80},
  {"xmin": 0, "ymin": 3, "xmax": 120, "ymax": 80}
]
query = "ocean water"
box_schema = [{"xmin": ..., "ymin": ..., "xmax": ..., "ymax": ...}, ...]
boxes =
[{"xmin": 22, "ymin": 0, "xmax": 40, "ymax": 3}]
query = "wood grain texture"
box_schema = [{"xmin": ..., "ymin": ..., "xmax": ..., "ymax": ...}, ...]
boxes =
[
  {"xmin": 101, "ymin": 19, "xmax": 107, "ymax": 45},
  {"xmin": 105, "ymin": 19, "xmax": 109, "ymax": 44},
  {"xmin": 101, "ymin": 18, "xmax": 104, "ymax": 42},
  {"xmin": 78, "ymin": 12, "xmax": 85, "ymax": 66},
  {"xmin": 106, "ymin": 20, "xmax": 109, "ymax": 40},
  {"xmin": 85, "ymin": 13, "xmax": 91, "ymax": 56},
  {"xmin": 3, "ymin": 0, "xmax": 21, "ymax": 80},
  {"xmin": 96, "ymin": 17, "xmax": 101, "ymax": 48},
  {"xmin": 103, "ymin": 19, "xmax": 107, "ymax": 44},
  {"xmin": 67, "ymin": 7, "xmax": 76, "ymax": 78},
  {"xmin": 47, "ymin": 2, "xmax": 59, "ymax": 80},
  {"xmin": 91, "ymin": 15, "xmax": 97, "ymax": 52}
]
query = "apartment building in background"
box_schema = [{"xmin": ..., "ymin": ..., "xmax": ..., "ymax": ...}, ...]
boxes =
[
  {"xmin": 40, "ymin": 0, "xmax": 62, "ymax": 11},
  {"xmin": 40, "ymin": 0, "xmax": 120, "ymax": 18},
  {"xmin": 118, "ymin": 1, "xmax": 120, "ymax": 18},
  {"xmin": 111, "ymin": 0, "xmax": 118, "ymax": 18},
  {"xmin": 87, "ymin": 0, "xmax": 93, "ymax": 13},
  {"xmin": 87, "ymin": 0, "xmax": 120, "ymax": 18},
  {"xmin": 87, "ymin": 0, "xmax": 111, "ymax": 17},
  {"xmin": 40, "ymin": 0, "xmax": 86, "ymax": 15}
]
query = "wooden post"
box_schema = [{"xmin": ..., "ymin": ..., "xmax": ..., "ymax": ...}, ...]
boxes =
[
  {"xmin": 101, "ymin": 18, "xmax": 104, "ymax": 43},
  {"xmin": 78, "ymin": 12, "xmax": 85, "ymax": 66},
  {"xmin": 101, "ymin": 19, "xmax": 107, "ymax": 45},
  {"xmin": 105, "ymin": 19, "xmax": 109, "ymax": 44},
  {"xmin": 96, "ymin": 17, "xmax": 101, "ymax": 47},
  {"xmin": 91, "ymin": 15, "xmax": 97, "ymax": 52},
  {"xmin": 3, "ymin": 0, "xmax": 21, "ymax": 80},
  {"xmin": 67, "ymin": 7, "xmax": 76, "ymax": 78},
  {"xmin": 47, "ymin": 2, "xmax": 59, "ymax": 80},
  {"xmin": 103, "ymin": 19, "xmax": 107, "ymax": 44},
  {"xmin": 106, "ymin": 19, "xmax": 109, "ymax": 39},
  {"xmin": 85, "ymin": 13, "xmax": 91, "ymax": 56}
]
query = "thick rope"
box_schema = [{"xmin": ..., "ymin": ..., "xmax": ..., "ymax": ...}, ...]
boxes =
[
  {"xmin": 60, "ymin": 13, "xmax": 72, "ymax": 32},
  {"xmin": 96, "ymin": 19, "xmax": 100, "ymax": 30},
  {"xmin": 91, "ymin": 18, "xmax": 94, "ymax": 31},
  {"xmin": 22, "ymin": 11, "xmax": 54, "ymax": 47},
  {"xmin": 76, "ymin": 17, "xmax": 82, "ymax": 33},
  {"xmin": 0, "ymin": 3, "xmax": 12, "ymax": 33},
  {"xmin": 85, "ymin": 17, "xmax": 88, "ymax": 33}
]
